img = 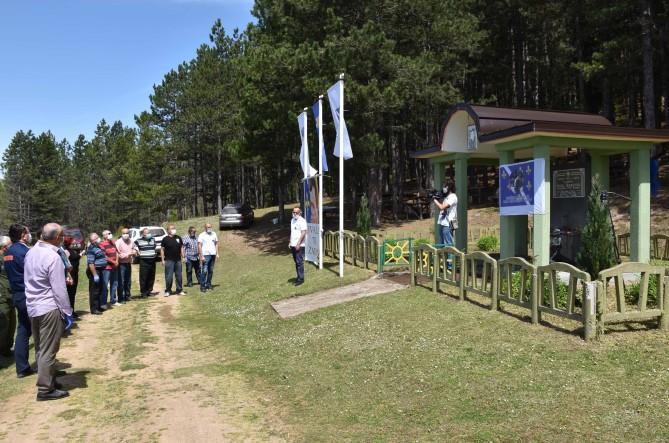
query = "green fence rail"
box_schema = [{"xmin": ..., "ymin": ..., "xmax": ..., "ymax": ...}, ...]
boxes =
[{"xmin": 597, "ymin": 262, "xmax": 669, "ymax": 331}]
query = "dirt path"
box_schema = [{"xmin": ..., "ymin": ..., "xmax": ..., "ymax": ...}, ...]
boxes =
[{"xmin": 0, "ymin": 268, "xmax": 285, "ymax": 442}]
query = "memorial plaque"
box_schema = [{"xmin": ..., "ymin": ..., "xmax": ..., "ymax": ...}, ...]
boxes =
[{"xmin": 553, "ymin": 168, "xmax": 585, "ymax": 198}]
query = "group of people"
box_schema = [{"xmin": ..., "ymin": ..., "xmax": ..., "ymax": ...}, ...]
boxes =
[
  {"xmin": 84, "ymin": 223, "xmax": 220, "ymax": 315},
  {"xmin": 0, "ymin": 222, "xmax": 220, "ymax": 401}
]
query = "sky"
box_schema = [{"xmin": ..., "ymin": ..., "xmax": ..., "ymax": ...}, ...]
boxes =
[{"xmin": 0, "ymin": 0, "xmax": 255, "ymax": 152}]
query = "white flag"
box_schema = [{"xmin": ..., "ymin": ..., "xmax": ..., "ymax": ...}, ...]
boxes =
[
  {"xmin": 298, "ymin": 112, "xmax": 317, "ymax": 177},
  {"xmin": 327, "ymin": 81, "xmax": 353, "ymax": 160}
]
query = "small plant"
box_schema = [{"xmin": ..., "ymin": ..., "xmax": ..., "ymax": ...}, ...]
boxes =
[
  {"xmin": 477, "ymin": 235, "xmax": 499, "ymax": 252},
  {"xmin": 356, "ymin": 194, "xmax": 372, "ymax": 237},
  {"xmin": 542, "ymin": 279, "xmax": 570, "ymax": 308},
  {"xmin": 413, "ymin": 238, "xmax": 431, "ymax": 247},
  {"xmin": 576, "ymin": 179, "xmax": 616, "ymax": 279},
  {"xmin": 625, "ymin": 274, "xmax": 659, "ymax": 307}
]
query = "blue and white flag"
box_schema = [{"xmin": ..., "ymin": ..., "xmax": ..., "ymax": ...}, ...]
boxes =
[
  {"xmin": 499, "ymin": 159, "xmax": 546, "ymax": 215},
  {"xmin": 327, "ymin": 81, "xmax": 353, "ymax": 160},
  {"xmin": 298, "ymin": 112, "xmax": 317, "ymax": 178},
  {"xmin": 311, "ymin": 101, "xmax": 329, "ymax": 172}
]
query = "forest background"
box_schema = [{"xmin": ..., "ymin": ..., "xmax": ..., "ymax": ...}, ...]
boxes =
[{"xmin": 2, "ymin": 0, "xmax": 668, "ymax": 232}]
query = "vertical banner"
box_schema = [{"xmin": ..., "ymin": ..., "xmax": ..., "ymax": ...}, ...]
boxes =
[
  {"xmin": 499, "ymin": 158, "xmax": 546, "ymax": 215},
  {"xmin": 305, "ymin": 176, "xmax": 320, "ymax": 264}
]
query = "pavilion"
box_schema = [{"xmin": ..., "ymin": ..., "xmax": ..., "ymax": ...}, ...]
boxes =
[{"xmin": 411, "ymin": 103, "xmax": 669, "ymax": 265}]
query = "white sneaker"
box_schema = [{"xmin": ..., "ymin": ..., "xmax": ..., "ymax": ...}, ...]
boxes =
[
  {"xmin": 178, "ymin": 291, "xmax": 186, "ymax": 296},
  {"xmin": 100, "ymin": 304, "xmax": 108, "ymax": 310},
  {"xmin": 164, "ymin": 291, "xmax": 171, "ymax": 297},
  {"xmin": 112, "ymin": 302, "xmax": 122, "ymax": 307}
]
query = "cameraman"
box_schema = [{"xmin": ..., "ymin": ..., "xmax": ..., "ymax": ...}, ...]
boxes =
[{"xmin": 433, "ymin": 180, "xmax": 458, "ymax": 246}]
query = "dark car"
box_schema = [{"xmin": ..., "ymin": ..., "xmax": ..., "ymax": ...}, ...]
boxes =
[{"xmin": 219, "ymin": 203, "xmax": 254, "ymax": 229}]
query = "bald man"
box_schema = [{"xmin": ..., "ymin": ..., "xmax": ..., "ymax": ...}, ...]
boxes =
[{"xmin": 24, "ymin": 223, "xmax": 72, "ymax": 400}]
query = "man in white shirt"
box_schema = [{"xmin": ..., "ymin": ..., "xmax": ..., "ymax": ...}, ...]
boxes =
[
  {"xmin": 433, "ymin": 180, "xmax": 458, "ymax": 247},
  {"xmin": 197, "ymin": 223, "xmax": 219, "ymax": 293},
  {"xmin": 288, "ymin": 207, "xmax": 307, "ymax": 286}
]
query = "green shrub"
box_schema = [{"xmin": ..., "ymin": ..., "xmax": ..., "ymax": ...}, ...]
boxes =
[
  {"xmin": 477, "ymin": 235, "xmax": 499, "ymax": 252},
  {"xmin": 541, "ymin": 278, "xmax": 570, "ymax": 308},
  {"xmin": 576, "ymin": 179, "xmax": 616, "ymax": 279},
  {"xmin": 625, "ymin": 274, "xmax": 659, "ymax": 307},
  {"xmin": 413, "ymin": 238, "xmax": 431, "ymax": 247}
]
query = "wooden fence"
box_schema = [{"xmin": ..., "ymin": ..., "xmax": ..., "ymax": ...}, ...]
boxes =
[
  {"xmin": 597, "ymin": 262, "xmax": 669, "ymax": 331},
  {"xmin": 537, "ymin": 262, "xmax": 595, "ymax": 340},
  {"xmin": 498, "ymin": 257, "xmax": 538, "ymax": 324},
  {"xmin": 463, "ymin": 251, "xmax": 498, "ymax": 310}
]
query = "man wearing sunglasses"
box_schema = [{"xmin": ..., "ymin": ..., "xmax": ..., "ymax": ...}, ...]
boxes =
[{"xmin": 288, "ymin": 207, "xmax": 307, "ymax": 286}]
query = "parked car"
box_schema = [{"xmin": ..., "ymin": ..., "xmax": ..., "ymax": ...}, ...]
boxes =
[
  {"xmin": 219, "ymin": 203, "xmax": 254, "ymax": 229},
  {"xmin": 128, "ymin": 226, "xmax": 167, "ymax": 261}
]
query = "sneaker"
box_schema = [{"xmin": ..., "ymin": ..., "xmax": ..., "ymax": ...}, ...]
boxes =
[
  {"xmin": 112, "ymin": 302, "xmax": 122, "ymax": 307},
  {"xmin": 164, "ymin": 291, "xmax": 171, "ymax": 297},
  {"xmin": 178, "ymin": 291, "xmax": 186, "ymax": 296},
  {"xmin": 100, "ymin": 304, "xmax": 108, "ymax": 310}
]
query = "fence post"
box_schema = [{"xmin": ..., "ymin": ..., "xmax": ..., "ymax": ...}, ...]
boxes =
[
  {"xmin": 661, "ymin": 276, "xmax": 669, "ymax": 331},
  {"xmin": 410, "ymin": 248, "xmax": 416, "ymax": 287},
  {"xmin": 584, "ymin": 281, "xmax": 597, "ymax": 341},
  {"xmin": 432, "ymin": 250, "xmax": 438, "ymax": 294},
  {"xmin": 530, "ymin": 270, "xmax": 538, "ymax": 325}
]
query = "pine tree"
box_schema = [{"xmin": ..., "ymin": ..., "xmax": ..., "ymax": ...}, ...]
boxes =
[
  {"xmin": 356, "ymin": 194, "xmax": 372, "ymax": 237},
  {"xmin": 576, "ymin": 179, "xmax": 616, "ymax": 279}
]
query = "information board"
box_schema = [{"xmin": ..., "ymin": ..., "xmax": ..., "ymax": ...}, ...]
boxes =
[{"xmin": 553, "ymin": 168, "xmax": 585, "ymax": 199}]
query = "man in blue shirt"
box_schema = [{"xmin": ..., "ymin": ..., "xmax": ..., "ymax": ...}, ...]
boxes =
[
  {"xmin": 4, "ymin": 224, "xmax": 34, "ymax": 377},
  {"xmin": 86, "ymin": 233, "xmax": 108, "ymax": 315}
]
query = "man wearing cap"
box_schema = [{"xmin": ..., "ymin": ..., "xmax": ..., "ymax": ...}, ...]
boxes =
[{"xmin": 24, "ymin": 223, "xmax": 73, "ymax": 401}]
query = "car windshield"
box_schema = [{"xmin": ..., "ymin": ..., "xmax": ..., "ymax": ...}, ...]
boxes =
[
  {"xmin": 222, "ymin": 206, "xmax": 241, "ymax": 214},
  {"xmin": 150, "ymin": 228, "xmax": 165, "ymax": 237}
]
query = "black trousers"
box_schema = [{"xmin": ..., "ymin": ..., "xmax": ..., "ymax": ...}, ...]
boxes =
[
  {"xmin": 139, "ymin": 258, "xmax": 156, "ymax": 296},
  {"xmin": 291, "ymin": 246, "xmax": 305, "ymax": 281},
  {"xmin": 67, "ymin": 260, "xmax": 80, "ymax": 310},
  {"xmin": 86, "ymin": 268, "xmax": 103, "ymax": 313}
]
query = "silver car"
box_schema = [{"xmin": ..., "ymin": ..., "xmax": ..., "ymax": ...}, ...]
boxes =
[{"xmin": 219, "ymin": 204, "xmax": 254, "ymax": 229}]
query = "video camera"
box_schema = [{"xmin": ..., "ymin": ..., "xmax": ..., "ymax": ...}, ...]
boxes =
[{"xmin": 426, "ymin": 189, "xmax": 445, "ymax": 200}]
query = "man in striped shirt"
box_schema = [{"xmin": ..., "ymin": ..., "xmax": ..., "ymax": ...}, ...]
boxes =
[
  {"xmin": 183, "ymin": 226, "xmax": 200, "ymax": 287},
  {"xmin": 134, "ymin": 228, "xmax": 157, "ymax": 298}
]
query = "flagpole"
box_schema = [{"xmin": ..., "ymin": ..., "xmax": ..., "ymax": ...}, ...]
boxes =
[
  {"xmin": 318, "ymin": 96, "xmax": 324, "ymax": 270},
  {"xmin": 303, "ymin": 108, "xmax": 308, "ymax": 212},
  {"xmin": 338, "ymin": 73, "xmax": 344, "ymax": 278}
]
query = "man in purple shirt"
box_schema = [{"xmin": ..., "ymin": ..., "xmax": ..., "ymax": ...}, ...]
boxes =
[{"xmin": 24, "ymin": 223, "xmax": 72, "ymax": 401}]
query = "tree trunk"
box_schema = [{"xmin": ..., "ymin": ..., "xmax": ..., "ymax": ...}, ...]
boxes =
[
  {"xmin": 640, "ymin": 0, "xmax": 656, "ymax": 129},
  {"xmin": 390, "ymin": 131, "xmax": 399, "ymax": 222},
  {"xmin": 216, "ymin": 149, "xmax": 222, "ymax": 214},
  {"xmin": 277, "ymin": 159, "xmax": 285, "ymax": 223},
  {"xmin": 368, "ymin": 160, "xmax": 382, "ymax": 227}
]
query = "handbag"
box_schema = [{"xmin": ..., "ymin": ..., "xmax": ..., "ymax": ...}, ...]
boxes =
[{"xmin": 450, "ymin": 218, "xmax": 459, "ymax": 231}]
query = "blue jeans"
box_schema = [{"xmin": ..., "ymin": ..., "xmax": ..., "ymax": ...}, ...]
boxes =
[
  {"xmin": 13, "ymin": 297, "xmax": 32, "ymax": 374},
  {"xmin": 200, "ymin": 255, "xmax": 216, "ymax": 290},
  {"xmin": 439, "ymin": 224, "xmax": 454, "ymax": 247},
  {"xmin": 164, "ymin": 260, "xmax": 183, "ymax": 293},
  {"xmin": 101, "ymin": 268, "xmax": 119, "ymax": 305},
  {"xmin": 117, "ymin": 263, "xmax": 132, "ymax": 300}
]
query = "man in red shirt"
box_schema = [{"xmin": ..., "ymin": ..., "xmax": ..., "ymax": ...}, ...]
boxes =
[{"xmin": 99, "ymin": 230, "xmax": 120, "ymax": 308}]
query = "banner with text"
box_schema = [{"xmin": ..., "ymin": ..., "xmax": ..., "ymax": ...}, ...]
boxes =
[
  {"xmin": 305, "ymin": 177, "xmax": 320, "ymax": 264},
  {"xmin": 499, "ymin": 158, "xmax": 546, "ymax": 216}
]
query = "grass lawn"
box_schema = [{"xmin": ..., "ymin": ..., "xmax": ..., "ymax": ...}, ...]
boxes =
[{"xmin": 172, "ymin": 214, "xmax": 669, "ymax": 442}]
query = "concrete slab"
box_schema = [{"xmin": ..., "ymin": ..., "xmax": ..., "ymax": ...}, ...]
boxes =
[{"xmin": 271, "ymin": 277, "xmax": 407, "ymax": 319}]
